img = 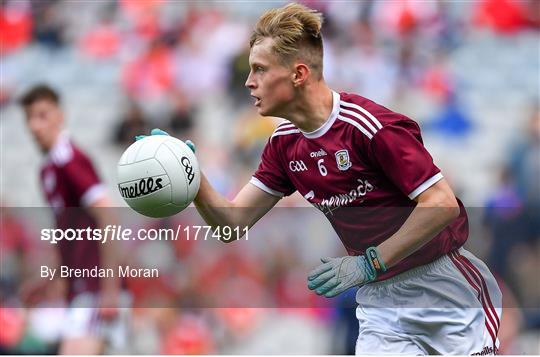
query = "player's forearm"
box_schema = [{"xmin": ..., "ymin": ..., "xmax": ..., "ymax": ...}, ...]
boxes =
[
  {"xmin": 193, "ymin": 172, "xmax": 243, "ymax": 232},
  {"xmin": 377, "ymin": 199, "xmax": 460, "ymax": 268}
]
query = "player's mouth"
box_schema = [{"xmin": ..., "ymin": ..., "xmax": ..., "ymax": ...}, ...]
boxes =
[{"xmin": 251, "ymin": 95, "xmax": 261, "ymax": 107}]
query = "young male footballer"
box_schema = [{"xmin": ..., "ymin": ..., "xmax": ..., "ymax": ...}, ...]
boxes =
[
  {"xmin": 146, "ymin": 3, "xmax": 502, "ymax": 354},
  {"xmin": 21, "ymin": 85, "xmax": 126, "ymax": 354}
]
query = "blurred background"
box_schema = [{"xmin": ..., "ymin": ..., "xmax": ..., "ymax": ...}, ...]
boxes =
[{"xmin": 1, "ymin": 0, "xmax": 539, "ymax": 354}]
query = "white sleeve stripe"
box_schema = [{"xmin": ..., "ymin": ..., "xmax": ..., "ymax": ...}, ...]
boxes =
[
  {"xmin": 81, "ymin": 184, "xmax": 106, "ymax": 206},
  {"xmin": 276, "ymin": 121, "xmax": 294, "ymax": 128},
  {"xmin": 270, "ymin": 129, "xmax": 301, "ymax": 139},
  {"xmin": 408, "ymin": 172, "xmax": 444, "ymax": 200},
  {"xmin": 274, "ymin": 123, "xmax": 296, "ymax": 133},
  {"xmin": 339, "ymin": 107, "xmax": 378, "ymax": 134},
  {"xmin": 340, "ymin": 100, "xmax": 383, "ymax": 129},
  {"xmin": 337, "ymin": 115, "xmax": 373, "ymax": 139},
  {"xmin": 249, "ymin": 177, "xmax": 284, "ymax": 198}
]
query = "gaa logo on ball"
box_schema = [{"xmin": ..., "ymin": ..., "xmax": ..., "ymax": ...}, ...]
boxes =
[{"xmin": 117, "ymin": 136, "xmax": 200, "ymax": 218}]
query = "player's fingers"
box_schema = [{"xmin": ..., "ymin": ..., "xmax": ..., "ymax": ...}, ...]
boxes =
[
  {"xmin": 185, "ymin": 140, "xmax": 196, "ymax": 153},
  {"xmin": 307, "ymin": 270, "xmax": 335, "ymax": 290},
  {"xmin": 315, "ymin": 278, "xmax": 340, "ymax": 295},
  {"xmin": 307, "ymin": 262, "xmax": 333, "ymax": 280},
  {"xmin": 323, "ymin": 283, "xmax": 346, "ymax": 298},
  {"xmin": 151, "ymin": 128, "xmax": 170, "ymax": 136}
]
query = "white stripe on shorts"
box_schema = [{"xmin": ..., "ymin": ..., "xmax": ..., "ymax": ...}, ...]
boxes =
[{"xmin": 449, "ymin": 251, "xmax": 499, "ymax": 349}]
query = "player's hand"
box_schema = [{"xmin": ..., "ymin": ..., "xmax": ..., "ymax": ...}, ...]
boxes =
[
  {"xmin": 307, "ymin": 255, "xmax": 376, "ymax": 298},
  {"xmin": 135, "ymin": 128, "xmax": 195, "ymax": 153}
]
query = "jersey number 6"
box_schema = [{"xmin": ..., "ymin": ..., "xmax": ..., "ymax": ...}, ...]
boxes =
[{"xmin": 318, "ymin": 159, "xmax": 328, "ymax": 177}]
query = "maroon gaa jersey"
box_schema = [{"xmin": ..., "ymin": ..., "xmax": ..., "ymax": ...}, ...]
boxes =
[
  {"xmin": 40, "ymin": 133, "xmax": 106, "ymax": 297},
  {"xmin": 251, "ymin": 91, "xmax": 468, "ymax": 281}
]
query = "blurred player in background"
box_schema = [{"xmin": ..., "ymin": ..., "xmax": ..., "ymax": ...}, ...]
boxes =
[
  {"xmin": 20, "ymin": 85, "xmax": 126, "ymax": 354},
  {"xmin": 143, "ymin": 3, "xmax": 503, "ymax": 355}
]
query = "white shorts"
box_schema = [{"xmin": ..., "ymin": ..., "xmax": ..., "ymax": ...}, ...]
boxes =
[
  {"xmin": 62, "ymin": 292, "xmax": 131, "ymax": 352},
  {"xmin": 355, "ymin": 248, "xmax": 502, "ymax": 355}
]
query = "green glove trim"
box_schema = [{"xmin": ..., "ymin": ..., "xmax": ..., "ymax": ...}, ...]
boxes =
[{"xmin": 365, "ymin": 246, "xmax": 387, "ymax": 276}]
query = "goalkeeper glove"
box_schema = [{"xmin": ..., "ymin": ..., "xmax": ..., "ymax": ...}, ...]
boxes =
[
  {"xmin": 135, "ymin": 128, "xmax": 195, "ymax": 153},
  {"xmin": 307, "ymin": 247, "xmax": 387, "ymax": 298}
]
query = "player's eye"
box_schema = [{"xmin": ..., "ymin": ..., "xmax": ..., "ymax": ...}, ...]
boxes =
[{"xmin": 255, "ymin": 66, "xmax": 265, "ymax": 73}]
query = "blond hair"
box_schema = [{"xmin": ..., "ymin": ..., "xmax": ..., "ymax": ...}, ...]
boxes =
[{"xmin": 250, "ymin": 3, "xmax": 324, "ymax": 79}]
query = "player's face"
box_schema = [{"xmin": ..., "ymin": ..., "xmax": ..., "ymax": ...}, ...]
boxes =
[
  {"xmin": 245, "ymin": 38, "xmax": 296, "ymax": 117},
  {"xmin": 24, "ymin": 99, "xmax": 64, "ymax": 152}
]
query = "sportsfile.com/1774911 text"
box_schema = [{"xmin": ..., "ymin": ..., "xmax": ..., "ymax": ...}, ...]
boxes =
[{"xmin": 40, "ymin": 225, "xmax": 249, "ymax": 244}]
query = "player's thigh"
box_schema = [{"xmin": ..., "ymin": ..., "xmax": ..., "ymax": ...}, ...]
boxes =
[
  {"xmin": 400, "ymin": 307, "xmax": 488, "ymax": 355},
  {"xmin": 403, "ymin": 249, "xmax": 502, "ymax": 354},
  {"xmin": 356, "ymin": 326, "xmax": 425, "ymax": 355},
  {"xmin": 356, "ymin": 307, "xmax": 426, "ymax": 355}
]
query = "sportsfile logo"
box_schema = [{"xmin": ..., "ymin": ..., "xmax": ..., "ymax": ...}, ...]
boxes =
[{"xmin": 119, "ymin": 177, "xmax": 164, "ymax": 198}]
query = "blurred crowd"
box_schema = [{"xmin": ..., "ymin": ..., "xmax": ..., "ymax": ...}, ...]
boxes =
[{"xmin": 1, "ymin": 0, "xmax": 539, "ymax": 354}]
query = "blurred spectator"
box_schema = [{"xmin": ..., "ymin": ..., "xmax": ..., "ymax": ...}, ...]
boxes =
[
  {"xmin": 173, "ymin": 8, "xmax": 247, "ymax": 102},
  {"xmin": 508, "ymin": 106, "xmax": 540, "ymax": 240},
  {"xmin": 122, "ymin": 39, "xmax": 175, "ymax": 101},
  {"xmin": 505, "ymin": 107, "xmax": 540, "ymax": 331},
  {"xmin": 32, "ymin": 0, "xmax": 65, "ymax": 49},
  {"xmin": 484, "ymin": 167, "xmax": 527, "ymax": 281},
  {"xmin": 497, "ymin": 278, "xmax": 524, "ymax": 354},
  {"xmin": 161, "ymin": 313, "xmax": 214, "ymax": 354},
  {"xmin": 333, "ymin": 290, "xmax": 359, "ymax": 355},
  {"xmin": 232, "ymin": 110, "xmax": 276, "ymax": 168},
  {"xmin": 0, "ymin": 308, "xmax": 26, "ymax": 353},
  {"xmin": 396, "ymin": 36, "xmax": 423, "ymax": 89},
  {"xmin": 0, "ymin": 205, "xmax": 57, "ymax": 308},
  {"xmin": 227, "ymin": 45, "xmax": 251, "ymax": 105},
  {"xmin": 522, "ymin": 0, "xmax": 540, "ymax": 28},
  {"xmin": 506, "ymin": 242, "xmax": 540, "ymax": 329},
  {"xmin": 0, "ymin": 0, "xmax": 32, "ymax": 54},
  {"xmin": 119, "ymin": 0, "xmax": 163, "ymax": 43},
  {"xmin": 373, "ymin": 0, "xmax": 440, "ymax": 39},
  {"xmin": 113, "ymin": 101, "xmax": 149, "ymax": 148},
  {"xmin": 421, "ymin": 50, "xmax": 454, "ymax": 104},
  {"xmin": 473, "ymin": 0, "xmax": 530, "ymax": 34},
  {"xmin": 337, "ymin": 23, "xmax": 398, "ymax": 104},
  {"xmin": 0, "ymin": 86, "xmax": 12, "ymax": 109},
  {"xmin": 79, "ymin": 16, "xmax": 120, "ymax": 59},
  {"xmin": 426, "ymin": 93, "xmax": 473, "ymax": 138},
  {"xmin": 167, "ymin": 90, "xmax": 195, "ymax": 138}
]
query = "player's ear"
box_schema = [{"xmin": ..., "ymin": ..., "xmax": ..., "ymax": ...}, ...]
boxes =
[{"xmin": 292, "ymin": 63, "xmax": 310, "ymax": 87}]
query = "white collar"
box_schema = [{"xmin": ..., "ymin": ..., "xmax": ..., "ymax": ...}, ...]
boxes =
[
  {"xmin": 46, "ymin": 131, "xmax": 72, "ymax": 165},
  {"xmin": 299, "ymin": 91, "xmax": 340, "ymax": 139}
]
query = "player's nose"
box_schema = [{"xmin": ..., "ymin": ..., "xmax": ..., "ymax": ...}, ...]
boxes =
[{"xmin": 245, "ymin": 72, "xmax": 256, "ymax": 89}]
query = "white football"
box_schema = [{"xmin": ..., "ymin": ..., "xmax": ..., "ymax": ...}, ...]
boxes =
[{"xmin": 117, "ymin": 135, "xmax": 200, "ymax": 218}]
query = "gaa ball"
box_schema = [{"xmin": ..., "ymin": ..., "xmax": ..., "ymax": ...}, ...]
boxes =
[{"xmin": 117, "ymin": 135, "xmax": 200, "ymax": 218}]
